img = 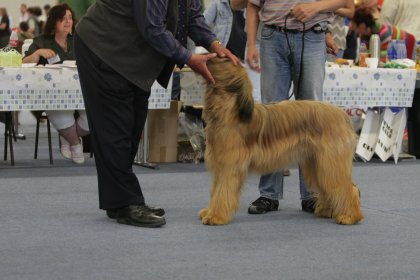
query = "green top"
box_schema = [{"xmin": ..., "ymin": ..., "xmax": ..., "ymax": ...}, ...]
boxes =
[
  {"xmin": 25, "ymin": 34, "xmax": 74, "ymax": 65},
  {"xmin": 58, "ymin": 0, "xmax": 95, "ymax": 20}
]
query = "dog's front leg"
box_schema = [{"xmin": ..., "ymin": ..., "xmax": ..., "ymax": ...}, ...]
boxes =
[{"xmin": 199, "ymin": 170, "xmax": 246, "ymax": 225}]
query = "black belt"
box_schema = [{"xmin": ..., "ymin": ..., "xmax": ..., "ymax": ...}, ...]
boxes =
[{"xmin": 266, "ymin": 23, "xmax": 327, "ymax": 34}]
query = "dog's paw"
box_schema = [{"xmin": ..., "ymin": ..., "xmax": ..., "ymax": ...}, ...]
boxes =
[
  {"xmin": 198, "ymin": 208, "xmax": 230, "ymax": 225},
  {"xmin": 198, "ymin": 208, "xmax": 209, "ymax": 219},
  {"xmin": 335, "ymin": 214, "xmax": 362, "ymax": 225}
]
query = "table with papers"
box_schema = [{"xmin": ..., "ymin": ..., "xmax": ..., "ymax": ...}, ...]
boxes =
[{"xmin": 323, "ymin": 67, "xmax": 417, "ymax": 162}]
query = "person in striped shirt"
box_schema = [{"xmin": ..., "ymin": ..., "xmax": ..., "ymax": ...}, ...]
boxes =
[{"xmin": 352, "ymin": 7, "xmax": 416, "ymax": 62}]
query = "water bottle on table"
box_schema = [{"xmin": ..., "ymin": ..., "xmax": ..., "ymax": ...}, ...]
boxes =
[
  {"xmin": 359, "ymin": 42, "xmax": 369, "ymax": 67},
  {"xmin": 396, "ymin": 40, "xmax": 407, "ymax": 59},
  {"xmin": 369, "ymin": 34, "xmax": 380, "ymax": 59},
  {"xmin": 387, "ymin": 40, "xmax": 397, "ymax": 62},
  {"xmin": 8, "ymin": 30, "xmax": 19, "ymax": 49}
]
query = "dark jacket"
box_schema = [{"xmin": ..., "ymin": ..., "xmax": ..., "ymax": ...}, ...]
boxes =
[
  {"xmin": 76, "ymin": 0, "xmax": 195, "ymax": 91},
  {"xmin": 0, "ymin": 15, "xmax": 11, "ymax": 37}
]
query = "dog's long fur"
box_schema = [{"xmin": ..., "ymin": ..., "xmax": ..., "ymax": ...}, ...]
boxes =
[{"xmin": 199, "ymin": 58, "xmax": 364, "ymax": 225}]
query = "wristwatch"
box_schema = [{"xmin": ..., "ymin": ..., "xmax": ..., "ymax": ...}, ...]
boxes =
[{"xmin": 213, "ymin": 40, "xmax": 223, "ymax": 46}]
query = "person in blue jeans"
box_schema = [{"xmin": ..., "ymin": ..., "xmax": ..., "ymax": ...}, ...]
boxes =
[{"xmin": 246, "ymin": 0, "xmax": 346, "ymax": 214}]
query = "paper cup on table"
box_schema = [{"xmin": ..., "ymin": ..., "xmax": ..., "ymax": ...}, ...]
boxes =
[{"xmin": 366, "ymin": 57, "xmax": 379, "ymax": 68}]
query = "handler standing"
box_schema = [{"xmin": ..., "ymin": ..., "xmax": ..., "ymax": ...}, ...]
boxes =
[
  {"xmin": 246, "ymin": 0, "xmax": 347, "ymax": 214},
  {"xmin": 74, "ymin": 0, "xmax": 239, "ymax": 227}
]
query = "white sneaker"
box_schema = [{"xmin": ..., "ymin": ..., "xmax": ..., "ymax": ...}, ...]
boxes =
[
  {"xmin": 70, "ymin": 144, "xmax": 85, "ymax": 164},
  {"xmin": 60, "ymin": 136, "xmax": 72, "ymax": 159}
]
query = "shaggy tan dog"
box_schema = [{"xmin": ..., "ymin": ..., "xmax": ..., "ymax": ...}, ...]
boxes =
[{"xmin": 199, "ymin": 58, "xmax": 364, "ymax": 225}]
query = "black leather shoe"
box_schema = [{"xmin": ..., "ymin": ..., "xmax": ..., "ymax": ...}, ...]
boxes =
[
  {"xmin": 248, "ymin": 197, "xmax": 279, "ymax": 214},
  {"xmin": 106, "ymin": 205, "xmax": 165, "ymax": 219},
  {"xmin": 114, "ymin": 205, "xmax": 166, "ymax": 228},
  {"xmin": 301, "ymin": 198, "xmax": 316, "ymax": 213}
]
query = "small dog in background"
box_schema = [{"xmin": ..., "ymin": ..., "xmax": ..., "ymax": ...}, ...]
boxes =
[{"xmin": 199, "ymin": 58, "xmax": 363, "ymax": 225}]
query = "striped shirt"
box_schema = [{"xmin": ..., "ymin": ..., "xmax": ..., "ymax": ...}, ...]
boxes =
[
  {"xmin": 372, "ymin": 21, "xmax": 416, "ymax": 61},
  {"xmin": 249, "ymin": 0, "xmax": 333, "ymax": 30}
]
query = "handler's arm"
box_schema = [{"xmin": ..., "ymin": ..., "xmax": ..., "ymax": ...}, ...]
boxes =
[{"xmin": 132, "ymin": 0, "xmax": 192, "ymax": 65}]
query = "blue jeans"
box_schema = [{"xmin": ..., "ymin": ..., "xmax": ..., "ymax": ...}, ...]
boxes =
[{"xmin": 258, "ymin": 25, "xmax": 327, "ymax": 201}]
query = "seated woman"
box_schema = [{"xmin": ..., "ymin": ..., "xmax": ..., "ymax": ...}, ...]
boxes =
[
  {"xmin": 352, "ymin": 7, "xmax": 416, "ymax": 63},
  {"xmin": 23, "ymin": 4, "xmax": 89, "ymax": 164}
]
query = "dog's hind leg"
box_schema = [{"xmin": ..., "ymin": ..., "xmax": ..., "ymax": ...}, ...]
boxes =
[
  {"xmin": 300, "ymin": 161, "xmax": 333, "ymax": 218},
  {"xmin": 315, "ymin": 152, "xmax": 364, "ymax": 225},
  {"xmin": 199, "ymin": 170, "xmax": 246, "ymax": 225},
  {"xmin": 333, "ymin": 183, "xmax": 364, "ymax": 225}
]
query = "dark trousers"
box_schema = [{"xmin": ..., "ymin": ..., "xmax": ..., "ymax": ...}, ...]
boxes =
[
  {"xmin": 74, "ymin": 34, "xmax": 149, "ymax": 209},
  {"xmin": 408, "ymin": 88, "xmax": 420, "ymax": 157}
]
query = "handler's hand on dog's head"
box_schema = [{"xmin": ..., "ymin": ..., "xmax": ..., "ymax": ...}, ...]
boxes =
[
  {"xmin": 209, "ymin": 40, "xmax": 241, "ymax": 66},
  {"xmin": 187, "ymin": 53, "xmax": 217, "ymax": 84}
]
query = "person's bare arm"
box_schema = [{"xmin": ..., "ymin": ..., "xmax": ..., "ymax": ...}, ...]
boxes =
[
  {"xmin": 246, "ymin": 2, "xmax": 260, "ymax": 71},
  {"xmin": 334, "ymin": 0, "xmax": 354, "ymax": 18},
  {"xmin": 231, "ymin": 0, "xmax": 248, "ymax": 10},
  {"xmin": 22, "ymin": 49, "xmax": 56, "ymax": 64},
  {"xmin": 292, "ymin": 0, "xmax": 347, "ymax": 22},
  {"xmin": 325, "ymin": 32, "xmax": 338, "ymax": 54}
]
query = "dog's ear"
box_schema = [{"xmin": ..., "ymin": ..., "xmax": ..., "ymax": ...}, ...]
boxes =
[
  {"xmin": 207, "ymin": 58, "xmax": 254, "ymax": 122},
  {"xmin": 236, "ymin": 85, "xmax": 254, "ymax": 122},
  {"xmin": 228, "ymin": 75, "xmax": 253, "ymax": 123},
  {"xmin": 219, "ymin": 62, "xmax": 254, "ymax": 123}
]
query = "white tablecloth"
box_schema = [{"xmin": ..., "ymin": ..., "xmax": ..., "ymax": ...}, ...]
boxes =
[
  {"xmin": 0, "ymin": 66, "xmax": 171, "ymax": 111},
  {"xmin": 2, "ymin": 66, "xmax": 417, "ymax": 111},
  {"xmin": 323, "ymin": 67, "xmax": 417, "ymax": 107},
  {"xmin": 179, "ymin": 67, "xmax": 418, "ymax": 108},
  {"xmin": 323, "ymin": 67, "xmax": 418, "ymax": 162}
]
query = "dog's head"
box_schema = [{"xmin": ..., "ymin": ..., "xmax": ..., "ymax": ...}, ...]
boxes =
[{"xmin": 206, "ymin": 58, "xmax": 254, "ymax": 122}]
